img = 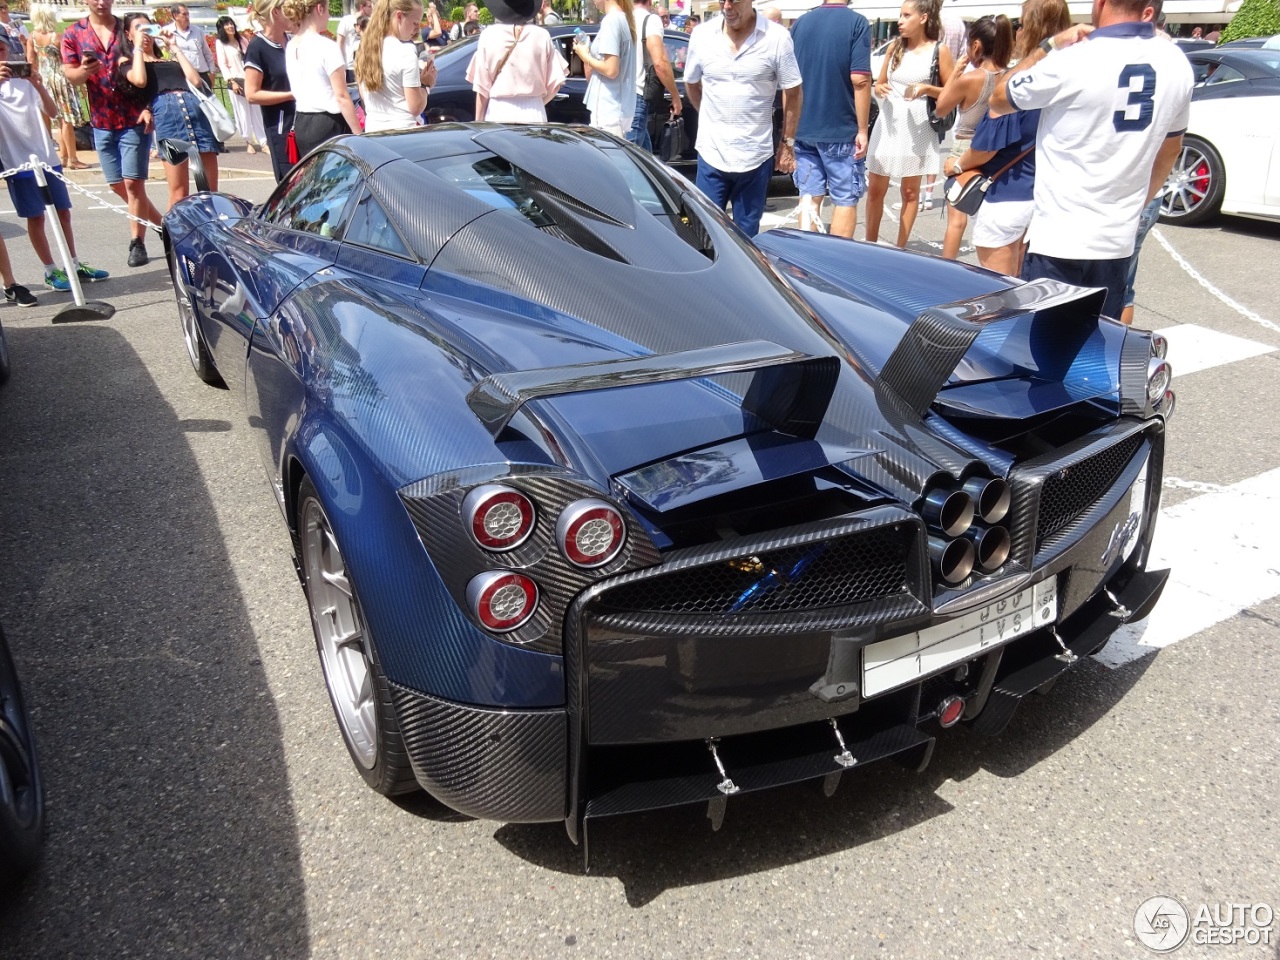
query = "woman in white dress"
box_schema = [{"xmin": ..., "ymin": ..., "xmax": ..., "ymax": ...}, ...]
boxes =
[
  {"xmin": 865, "ymin": 0, "xmax": 953, "ymax": 248},
  {"xmin": 215, "ymin": 16, "xmax": 268, "ymax": 154}
]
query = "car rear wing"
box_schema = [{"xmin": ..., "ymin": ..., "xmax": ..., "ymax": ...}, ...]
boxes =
[
  {"xmin": 466, "ymin": 339, "xmax": 839, "ymax": 438},
  {"xmin": 877, "ymin": 278, "xmax": 1106, "ymax": 417}
]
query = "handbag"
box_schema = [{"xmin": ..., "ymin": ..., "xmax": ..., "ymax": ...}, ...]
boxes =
[
  {"xmin": 658, "ymin": 116, "xmax": 688, "ymax": 164},
  {"xmin": 187, "ymin": 79, "xmax": 237, "ymax": 142},
  {"xmin": 925, "ymin": 43, "xmax": 956, "ymax": 141},
  {"xmin": 286, "ymin": 129, "xmax": 299, "ymax": 164},
  {"xmin": 943, "ymin": 145, "xmax": 1034, "ymax": 216}
]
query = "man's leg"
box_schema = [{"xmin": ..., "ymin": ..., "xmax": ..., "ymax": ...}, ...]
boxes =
[
  {"xmin": 792, "ymin": 140, "xmax": 826, "ymax": 233},
  {"xmin": 695, "ymin": 157, "xmax": 733, "ymax": 215},
  {"xmin": 1120, "ymin": 195, "xmax": 1164, "ymax": 325},
  {"xmin": 626, "ymin": 97, "xmax": 652, "ymax": 152},
  {"xmin": 823, "ymin": 144, "xmax": 862, "ymax": 240},
  {"xmin": 728, "ymin": 157, "xmax": 774, "ymax": 237}
]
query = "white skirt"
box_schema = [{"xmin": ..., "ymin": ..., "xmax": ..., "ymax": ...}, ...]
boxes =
[{"xmin": 484, "ymin": 95, "xmax": 547, "ymax": 123}]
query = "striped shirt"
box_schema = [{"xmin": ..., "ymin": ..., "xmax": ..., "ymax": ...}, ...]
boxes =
[{"xmin": 685, "ymin": 15, "xmax": 800, "ymax": 172}]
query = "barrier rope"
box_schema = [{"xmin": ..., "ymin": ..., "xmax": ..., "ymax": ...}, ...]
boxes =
[{"xmin": 0, "ymin": 158, "xmax": 163, "ymax": 234}]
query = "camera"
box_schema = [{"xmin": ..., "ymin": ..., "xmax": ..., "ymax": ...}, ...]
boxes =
[{"xmin": 3, "ymin": 60, "xmax": 31, "ymax": 79}]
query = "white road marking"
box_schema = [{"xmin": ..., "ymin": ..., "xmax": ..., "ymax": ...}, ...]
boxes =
[
  {"xmin": 1095, "ymin": 467, "xmax": 1280, "ymax": 668},
  {"xmin": 1152, "ymin": 228, "xmax": 1280, "ymax": 335},
  {"xmin": 1153, "ymin": 323, "xmax": 1276, "ymax": 375}
]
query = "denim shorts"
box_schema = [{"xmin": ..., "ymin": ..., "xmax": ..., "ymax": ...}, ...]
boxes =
[
  {"xmin": 793, "ymin": 140, "xmax": 866, "ymax": 206},
  {"xmin": 92, "ymin": 124, "xmax": 150, "ymax": 184},
  {"xmin": 154, "ymin": 91, "xmax": 226, "ymax": 155},
  {"xmin": 6, "ymin": 169, "xmax": 72, "ymax": 218}
]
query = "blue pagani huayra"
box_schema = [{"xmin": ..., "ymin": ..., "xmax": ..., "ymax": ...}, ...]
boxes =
[{"xmin": 162, "ymin": 123, "xmax": 1173, "ymax": 856}]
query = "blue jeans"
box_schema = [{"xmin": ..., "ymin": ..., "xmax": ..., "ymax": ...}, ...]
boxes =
[
  {"xmin": 695, "ymin": 155, "xmax": 775, "ymax": 237},
  {"xmin": 1123, "ymin": 195, "xmax": 1164, "ymax": 309},
  {"xmin": 92, "ymin": 124, "xmax": 150, "ymax": 184},
  {"xmin": 626, "ymin": 97, "xmax": 652, "ymax": 152}
]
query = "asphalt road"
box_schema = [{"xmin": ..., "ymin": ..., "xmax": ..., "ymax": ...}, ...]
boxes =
[{"xmin": 0, "ymin": 157, "xmax": 1277, "ymax": 960}]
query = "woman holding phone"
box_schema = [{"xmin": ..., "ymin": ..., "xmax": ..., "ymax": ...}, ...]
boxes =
[
  {"xmin": 121, "ymin": 12, "xmax": 222, "ymax": 208},
  {"xmin": 356, "ymin": 0, "xmax": 436, "ymax": 131}
]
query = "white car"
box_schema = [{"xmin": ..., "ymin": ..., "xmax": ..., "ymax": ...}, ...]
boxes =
[{"xmin": 1160, "ymin": 48, "xmax": 1280, "ymax": 225}]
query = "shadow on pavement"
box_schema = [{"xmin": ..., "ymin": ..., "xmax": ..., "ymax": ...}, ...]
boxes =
[
  {"xmin": 496, "ymin": 653, "xmax": 1152, "ymax": 908},
  {"xmin": 0, "ymin": 323, "xmax": 309, "ymax": 958}
]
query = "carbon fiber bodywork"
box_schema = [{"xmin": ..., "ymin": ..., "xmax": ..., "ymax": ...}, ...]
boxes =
[{"xmin": 161, "ymin": 124, "xmax": 1173, "ymax": 844}]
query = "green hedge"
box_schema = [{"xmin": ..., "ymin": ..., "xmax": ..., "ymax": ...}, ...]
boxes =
[{"xmin": 1220, "ymin": 0, "xmax": 1280, "ymax": 43}]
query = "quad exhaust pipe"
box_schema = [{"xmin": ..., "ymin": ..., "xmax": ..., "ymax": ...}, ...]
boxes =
[
  {"xmin": 967, "ymin": 523, "xmax": 1011, "ymax": 573},
  {"xmin": 922, "ymin": 487, "xmax": 974, "ymax": 538},
  {"xmin": 962, "ymin": 476, "xmax": 1011, "ymax": 524},
  {"xmin": 930, "ymin": 535, "xmax": 976, "ymax": 585}
]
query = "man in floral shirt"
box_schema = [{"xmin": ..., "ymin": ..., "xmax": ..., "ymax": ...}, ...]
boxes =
[{"xmin": 62, "ymin": 0, "xmax": 163, "ymax": 266}]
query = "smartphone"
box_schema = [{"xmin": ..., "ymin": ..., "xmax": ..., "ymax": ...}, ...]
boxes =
[
  {"xmin": 142, "ymin": 24, "xmax": 163, "ymax": 36},
  {"xmin": 4, "ymin": 60, "xmax": 32, "ymax": 79},
  {"xmin": 80, "ymin": 50, "xmax": 98, "ymax": 65}
]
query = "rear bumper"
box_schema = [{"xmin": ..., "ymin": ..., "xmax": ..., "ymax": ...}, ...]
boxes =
[{"xmin": 389, "ymin": 561, "xmax": 1167, "ymax": 832}]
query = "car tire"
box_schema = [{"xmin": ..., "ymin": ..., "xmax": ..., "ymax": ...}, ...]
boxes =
[
  {"xmin": 1159, "ymin": 135, "xmax": 1225, "ymax": 226},
  {"xmin": 0, "ymin": 319, "xmax": 10, "ymax": 387},
  {"xmin": 0, "ymin": 625, "xmax": 44, "ymax": 888},
  {"xmin": 297, "ymin": 476, "xmax": 418, "ymax": 797},
  {"xmin": 167, "ymin": 243, "xmax": 225, "ymax": 388}
]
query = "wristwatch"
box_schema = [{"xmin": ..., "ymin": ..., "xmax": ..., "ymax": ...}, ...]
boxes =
[
  {"xmin": 1039, "ymin": 36, "xmax": 1056, "ymax": 54},
  {"xmin": 783, "ymin": 136, "xmax": 795, "ymax": 148}
]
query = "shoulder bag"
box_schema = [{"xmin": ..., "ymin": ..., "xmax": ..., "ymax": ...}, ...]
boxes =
[
  {"xmin": 187, "ymin": 78, "xmax": 237, "ymax": 142},
  {"xmin": 925, "ymin": 43, "xmax": 956, "ymax": 141},
  {"xmin": 943, "ymin": 145, "xmax": 1034, "ymax": 216},
  {"xmin": 641, "ymin": 15, "xmax": 665, "ymax": 108}
]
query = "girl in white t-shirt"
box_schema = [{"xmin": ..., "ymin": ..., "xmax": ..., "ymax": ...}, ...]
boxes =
[
  {"xmin": 281, "ymin": 0, "xmax": 362, "ymax": 156},
  {"xmin": 356, "ymin": 0, "xmax": 436, "ymax": 131}
]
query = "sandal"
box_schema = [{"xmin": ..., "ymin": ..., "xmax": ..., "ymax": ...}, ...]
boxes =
[
  {"xmin": 66, "ymin": 160, "xmax": 90, "ymax": 170},
  {"xmin": 246, "ymin": 143, "xmax": 257, "ymax": 155}
]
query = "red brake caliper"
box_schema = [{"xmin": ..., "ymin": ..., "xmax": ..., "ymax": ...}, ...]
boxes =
[{"xmin": 1192, "ymin": 160, "xmax": 1210, "ymax": 204}]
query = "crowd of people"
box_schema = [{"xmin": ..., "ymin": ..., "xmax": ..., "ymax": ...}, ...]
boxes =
[{"xmin": 1, "ymin": 0, "xmax": 1194, "ymax": 326}]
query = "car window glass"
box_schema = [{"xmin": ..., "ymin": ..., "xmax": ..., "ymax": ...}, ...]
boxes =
[
  {"xmin": 341, "ymin": 188, "xmax": 413, "ymax": 259},
  {"xmin": 561, "ymin": 34, "xmax": 587, "ymax": 78},
  {"xmin": 1204, "ymin": 63, "xmax": 1245, "ymax": 84},
  {"xmin": 263, "ymin": 152, "xmax": 363, "ymax": 238},
  {"xmin": 1191, "ymin": 60, "xmax": 1215, "ymax": 84},
  {"xmin": 664, "ymin": 36, "xmax": 686, "ymax": 78}
]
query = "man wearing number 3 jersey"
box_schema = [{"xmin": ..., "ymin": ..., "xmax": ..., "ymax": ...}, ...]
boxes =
[{"xmin": 988, "ymin": 0, "xmax": 1192, "ymax": 320}]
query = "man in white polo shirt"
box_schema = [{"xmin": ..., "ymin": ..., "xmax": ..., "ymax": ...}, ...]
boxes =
[
  {"xmin": 685, "ymin": 0, "xmax": 802, "ymax": 237},
  {"xmin": 989, "ymin": 0, "xmax": 1192, "ymax": 321}
]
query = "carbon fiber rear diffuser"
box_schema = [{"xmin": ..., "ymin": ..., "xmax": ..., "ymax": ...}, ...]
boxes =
[{"xmin": 578, "ymin": 720, "xmax": 935, "ymax": 871}]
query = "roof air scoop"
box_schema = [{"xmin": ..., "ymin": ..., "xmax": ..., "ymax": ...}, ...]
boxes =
[{"xmin": 472, "ymin": 127, "xmax": 637, "ymax": 228}]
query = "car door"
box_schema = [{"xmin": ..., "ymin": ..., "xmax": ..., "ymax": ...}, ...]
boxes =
[
  {"xmin": 547, "ymin": 31, "xmax": 593, "ymax": 125},
  {"xmin": 202, "ymin": 151, "xmax": 363, "ymax": 390}
]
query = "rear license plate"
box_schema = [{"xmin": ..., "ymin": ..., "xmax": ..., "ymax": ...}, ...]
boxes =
[{"xmin": 862, "ymin": 579, "xmax": 1058, "ymax": 698}]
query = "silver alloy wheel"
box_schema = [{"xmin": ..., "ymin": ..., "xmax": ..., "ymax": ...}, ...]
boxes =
[
  {"xmin": 1162, "ymin": 142, "xmax": 1213, "ymax": 219},
  {"xmin": 301, "ymin": 498, "xmax": 378, "ymax": 770},
  {"xmin": 169, "ymin": 253, "xmax": 203, "ymax": 372}
]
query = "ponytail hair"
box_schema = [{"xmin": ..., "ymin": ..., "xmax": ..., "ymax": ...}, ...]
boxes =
[
  {"xmin": 968, "ymin": 13, "xmax": 1014, "ymax": 68},
  {"xmin": 355, "ymin": 0, "xmax": 422, "ymax": 92}
]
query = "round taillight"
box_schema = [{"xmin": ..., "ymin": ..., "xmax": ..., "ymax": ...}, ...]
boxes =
[
  {"xmin": 1151, "ymin": 333, "xmax": 1168, "ymax": 360},
  {"xmin": 556, "ymin": 499, "xmax": 625, "ymax": 568},
  {"xmin": 466, "ymin": 571, "xmax": 538, "ymax": 632},
  {"xmin": 463, "ymin": 484, "xmax": 536, "ymax": 551},
  {"xmin": 1147, "ymin": 358, "xmax": 1172, "ymax": 404}
]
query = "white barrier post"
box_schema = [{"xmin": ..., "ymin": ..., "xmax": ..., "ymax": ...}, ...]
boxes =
[{"xmin": 29, "ymin": 155, "xmax": 115, "ymax": 324}]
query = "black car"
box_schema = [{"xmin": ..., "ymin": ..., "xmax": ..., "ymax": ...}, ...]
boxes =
[
  {"xmin": 425, "ymin": 24, "xmax": 787, "ymax": 168},
  {"xmin": 0, "ymin": 622, "xmax": 43, "ymax": 887},
  {"xmin": 1183, "ymin": 47, "xmax": 1280, "ymax": 97}
]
